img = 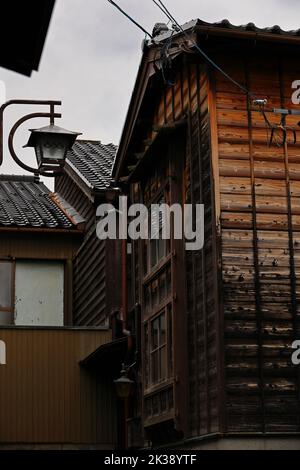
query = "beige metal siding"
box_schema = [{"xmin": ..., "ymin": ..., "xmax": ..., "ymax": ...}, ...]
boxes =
[{"xmin": 0, "ymin": 328, "xmax": 116, "ymax": 447}]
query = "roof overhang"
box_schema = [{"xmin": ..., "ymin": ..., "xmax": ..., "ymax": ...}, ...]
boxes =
[
  {"xmin": 80, "ymin": 337, "xmax": 128, "ymax": 374},
  {"xmin": 0, "ymin": 1, "xmax": 55, "ymax": 76},
  {"xmin": 113, "ymin": 18, "xmax": 300, "ymax": 181},
  {"xmin": 63, "ymin": 160, "xmax": 108, "ymax": 203}
]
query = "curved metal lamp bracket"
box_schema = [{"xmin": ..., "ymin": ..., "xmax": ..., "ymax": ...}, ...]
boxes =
[
  {"xmin": 8, "ymin": 112, "xmax": 61, "ymax": 177},
  {"xmin": 0, "ymin": 100, "xmax": 61, "ymax": 175}
]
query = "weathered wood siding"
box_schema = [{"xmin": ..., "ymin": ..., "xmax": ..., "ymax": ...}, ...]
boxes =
[
  {"xmin": 55, "ymin": 173, "xmax": 95, "ymax": 233},
  {"xmin": 55, "ymin": 173, "xmax": 116, "ymax": 326},
  {"xmin": 213, "ymin": 52, "xmax": 300, "ymax": 432},
  {"xmin": 128, "ymin": 57, "xmax": 221, "ymax": 438},
  {"xmin": 118, "ymin": 42, "xmax": 300, "ymax": 442},
  {"xmin": 184, "ymin": 62, "xmax": 221, "ymax": 437},
  {"xmin": 0, "ymin": 327, "xmax": 116, "ymax": 447}
]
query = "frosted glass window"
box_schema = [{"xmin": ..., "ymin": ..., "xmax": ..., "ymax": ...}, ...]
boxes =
[{"xmin": 0, "ymin": 262, "xmax": 12, "ymax": 309}]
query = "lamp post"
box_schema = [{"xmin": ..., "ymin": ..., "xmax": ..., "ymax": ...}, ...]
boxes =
[
  {"xmin": 114, "ymin": 362, "xmax": 136, "ymax": 449},
  {"xmin": 114, "ymin": 363, "xmax": 135, "ymax": 399},
  {"xmin": 0, "ymin": 99, "xmax": 81, "ymax": 176}
]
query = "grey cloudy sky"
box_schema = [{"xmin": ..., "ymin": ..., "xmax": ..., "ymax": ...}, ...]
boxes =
[{"xmin": 1, "ymin": 0, "xmax": 300, "ymax": 181}]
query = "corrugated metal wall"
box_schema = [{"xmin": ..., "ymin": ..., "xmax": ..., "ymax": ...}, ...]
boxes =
[{"xmin": 0, "ymin": 328, "xmax": 116, "ymax": 447}]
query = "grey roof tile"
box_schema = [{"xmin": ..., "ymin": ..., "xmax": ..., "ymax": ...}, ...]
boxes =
[
  {"xmin": 65, "ymin": 140, "xmax": 117, "ymax": 191},
  {"xmin": 150, "ymin": 18, "xmax": 300, "ymax": 43},
  {"xmin": 0, "ymin": 175, "xmax": 80, "ymax": 230}
]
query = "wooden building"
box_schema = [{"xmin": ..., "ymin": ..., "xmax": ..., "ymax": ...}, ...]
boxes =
[
  {"xmin": 55, "ymin": 139, "xmax": 121, "ymax": 326},
  {"xmin": 0, "ymin": 174, "xmax": 118, "ymax": 448},
  {"xmin": 112, "ymin": 19, "xmax": 300, "ymax": 449}
]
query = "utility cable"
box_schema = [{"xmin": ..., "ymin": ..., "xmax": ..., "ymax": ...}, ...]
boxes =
[
  {"xmin": 152, "ymin": 0, "xmax": 256, "ymax": 97},
  {"xmin": 107, "ymin": 0, "xmax": 153, "ymax": 38}
]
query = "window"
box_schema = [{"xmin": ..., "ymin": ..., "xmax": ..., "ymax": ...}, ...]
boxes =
[
  {"xmin": 14, "ymin": 260, "xmax": 64, "ymax": 326},
  {"xmin": 142, "ymin": 154, "xmax": 173, "ymax": 391},
  {"xmin": 144, "ymin": 305, "xmax": 173, "ymax": 389},
  {"xmin": 0, "ymin": 259, "xmax": 65, "ymax": 326},
  {"xmin": 143, "ymin": 193, "xmax": 170, "ymax": 274},
  {"xmin": 151, "ymin": 312, "xmax": 167, "ymax": 383},
  {"xmin": 142, "ymin": 159, "xmax": 171, "ymax": 275},
  {"xmin": 149, "ymin": 195, "xmax": 170, "ymax": 270},
  {"xmin": 0, "ymin": 261, "xmax": 14, "ymax": 324}
]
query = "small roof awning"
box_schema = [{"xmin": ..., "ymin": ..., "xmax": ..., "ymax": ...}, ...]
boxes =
[
  {"xmin": 0, "ymin": 1, "xmax": 55, "ymax": 76},
  {"xmin": 80, "ymin": 337, "xmax": 128, "ymax": 374}
]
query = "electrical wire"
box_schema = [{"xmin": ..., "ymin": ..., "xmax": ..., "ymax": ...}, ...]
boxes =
[
  {"xmin": 152, "ymin": 0, "xmax": 256, "ymax": 97},
  {"xmin": 107, "ymin": 0, "xmax": 254, "ymax": 96},
  {"xmin": 152, "ymin": 0, "xmax": 180, "ymax": 31},
  {"xmin": 107, "ymin": 0, "xmax": 153, "ymax": 38}
]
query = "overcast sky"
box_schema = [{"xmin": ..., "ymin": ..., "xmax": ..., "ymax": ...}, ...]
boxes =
[{"xmin": 1, "ymin": 0, "xmax": 300, "ymax": 182}]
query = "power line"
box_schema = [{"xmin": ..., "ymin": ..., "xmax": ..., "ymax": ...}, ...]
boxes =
[
  {"xmin": 107, "ymin": 0, "xmax": 153, "ymax": 38},
  {"xmin": 152, "ymin": 0, "xmax": 178, "ymax": 28},
  {"xmin": 152, "ymin": 0, "xmax": 179, "ymax": 30},
  {"xmin": 152, "ymin": 0, "xmax": 256, "ymax": 97}
]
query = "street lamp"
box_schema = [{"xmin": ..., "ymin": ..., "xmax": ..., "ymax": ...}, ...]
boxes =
[
  {"xmin": 24, "ymin": 124, "xmax": 81, "ymax": 173},
  {"xmin": 0, "ymin": 99, "xmax": 82, "ymax": 176},
  {"xmin": 114, "ymin": 363, "xmax": 135, "ymax": 399}
]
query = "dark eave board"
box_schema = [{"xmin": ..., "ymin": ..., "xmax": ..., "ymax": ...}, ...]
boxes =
[{"xmin": 0, "ymin": 0, "xmax": 55, "ymax": 76}]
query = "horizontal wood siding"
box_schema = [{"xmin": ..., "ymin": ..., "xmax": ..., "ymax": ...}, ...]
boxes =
[
  {"xmin": 0, "ymin": 328, "xmax": 116, "ymax": 447},
  {"xmin": 73, "ymin": 232, "xmax": 107, "ymax": 326},
  {"xmin": 56, "ymin": 173, "xmax": 113, "ymax": 326},
  {"xmin": 214, "ymin": 52, "xmax": 300, "ymax": 432},
  {"xmin": 55, "ymin": 173, "xmax": 95, "ymax": 233}
]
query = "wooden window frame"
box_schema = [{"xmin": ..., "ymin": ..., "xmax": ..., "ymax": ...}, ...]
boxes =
[
  {"xmin": 142, "ymin": 186, "xmax": 171, "ymax": 276},
  {"xmin": 144, "ymin": 303, "xmax": 173, "ymax": 394},
  {"xmin": 141, "ymin": 155, "xmax": 175, "ymax": 396},
  {"xmin": 0, "ymin": 259, "xmax": 15, "ymax": 322}
]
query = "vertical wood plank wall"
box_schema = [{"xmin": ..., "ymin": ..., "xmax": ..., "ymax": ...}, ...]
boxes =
[
  {"xmin": 183, "ymin": 62, "xmax": 220, "ymax": 436},
  {"xmin": 131, "ymin": 57, "xmax": 221, "ymax": 437}
]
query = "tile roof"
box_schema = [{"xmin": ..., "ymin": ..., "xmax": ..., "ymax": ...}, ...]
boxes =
[
  {"xmin": 0, "ymin": 175, "xmax": 82, "ymax": 230},
  {"xmin": 65, "ymin": 140, "xmax": 117, "ymax": 191},
  {"xmin": 151, "ymin": 18, "xmax": 300, "ymax": 43}
]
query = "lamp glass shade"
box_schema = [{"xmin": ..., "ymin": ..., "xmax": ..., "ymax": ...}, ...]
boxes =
[
  {"xmin": 24, "ymin": 124, "xmax": 82, "ymax": 172},
  {"xmin": 114, "ymin": 374, "xmax": 134, "ymax": 399},
  {"xmin": 35, "ymin": 133, "xmax": 69, "ymax": 167}
]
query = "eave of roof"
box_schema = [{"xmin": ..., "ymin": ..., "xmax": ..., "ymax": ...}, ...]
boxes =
[
  {"xmin": 80, "ymin": 336, "xmax": 128, "ymax": 370},
  {"xmin": 151, "ymin": 18, "xmax": 300, "ymax": 44},
  {"xmin": 0, "ymin": 175, "xmax": 84, "ymax": 232},
  {"xmin": 64, "ymin": 140, "xmax": 117, "ymax": 199},
  {"xmin": 0, "ymin": 1, "xmax": 55, "ymax": 76},
  {"xmin": 113, "ymin": 18, "xmax": 300, "ymax": 180}
]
